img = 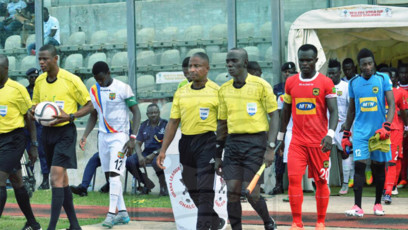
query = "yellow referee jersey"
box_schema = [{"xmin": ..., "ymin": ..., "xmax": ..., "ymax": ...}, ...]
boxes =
[
  {"xmin": 170, "ymin": 80, "xmax": 219, "ymax": 135},
  {"xmin": 0, "ymin": 79, "xmax": 32, "ymax": 133},
  {"xmin": 32, "ymin": 68, "xmax": 91, "ymax": 127},
  {"xmin": 218, "ymin": 74, "xmax": 277, "ymax": 134}
]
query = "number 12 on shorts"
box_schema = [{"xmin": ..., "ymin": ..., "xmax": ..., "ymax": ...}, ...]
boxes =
[{"xmin": 115, "ymin": 159, "xmax": 123, "ymax": 171}]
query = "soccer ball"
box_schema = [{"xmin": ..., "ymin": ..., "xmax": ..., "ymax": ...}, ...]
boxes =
[{"xmin": 34, "ymin": 102, "xmax": 61, "ymax": 126}]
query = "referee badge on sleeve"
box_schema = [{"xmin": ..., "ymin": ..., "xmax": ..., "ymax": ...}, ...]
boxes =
[
  {"xmin": 0, "ymin": 105, "xmax": 7, "ymax": 117},
  {"xmin": 247, "ymin": 103, "xmax": 257, "ymax": 116},
  {"xmin": 199, "ymin": 108, "xmax": 209, "ymax": 120}
]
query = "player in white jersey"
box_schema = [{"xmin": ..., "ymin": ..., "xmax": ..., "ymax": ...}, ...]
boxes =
[
  {"xmin": 327, "ymin": 59, "xmax": 353, "ymax": 195},
  {"xmin": 341, "ymin": 58, "xmax": 357, "ymax": 83},
  {"xmin": 80, "ymin": 61, "xmax": 141, "ymax": 228}
]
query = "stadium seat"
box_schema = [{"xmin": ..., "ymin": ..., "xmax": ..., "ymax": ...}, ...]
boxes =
[
  {"xmin": 137, "ymin": 28, "xmax": 155, "ymax": 43},
  {"xmin": 186, "ymin": 48, "xmax": 206, "ymax": 58},
  {"xmin": 244, "ymin": 46, "xmax": 260, "ymax": 61},
  {"xmin": 209, "ymin": 24, "xmax": 227, "ymax": 40},
  {"xmin": 137, "ymin": 50, "xmax": 156, "ymax": 66},
  {"xmin": 85, "ymin": 77, "xmax": 96, "ymax": 90},
  {"xmin": 160, "ymin": 49, "xmax": 180, "ymax": 66},
  {"xmin": 25, "ymin": 34, "xmax": 36, "ymax": 46},
  {"xmin": 260, "ymin": 22, "xmax": 272, "ymax": 37},
  {"xmin": 215, "ymin": 72, "xmax": 230, "ymax": 86},
  {"xmin": 115, "ymin": 75, "xmax": 129, "ymax": 83},
  {"xmin": 17, "ymin": 77, "xmax": 29, "ymax": 87},
  {"xmin": 8, "ymin": 56, "xmax": 16, "ymax": 71},
  {"xmin": 183, "ymin": 25, "xmax": 203, "ymax": 41},
  {"xmin": 211, "ymin": 52, "xmax": 227, "ymax": 64},
  {"xmin": 137, "ymin": 75, "xmax": 155, "ymax": 92},
  {"xmin": 265, "ymin": 46, "xmax": 273, "ymax": 62},
  {"xmin": 160, "ymin": 102, "xmax": 172, "ymax": 121},
  {"xmin": 4, "ymin": 35, "xmax": 21, "ymax": 49},
  {"xmin": 111, "ymin": 52, "xmax": 128, "ymax": 68},
  {"xmin": 20, "ymin": 56, "xmax": 36, "ymax": 71},
  {"xmin": 87, "ymin": 53, "xmax": 107, "ymax": 69},
  {"xmin": 90, "ymin": 30, "xmax": 109, "ymax": 45},
  {"xmin": 66, "ymin": 31, "xmax": 86, "ymax": 45},
  {"xmin": 138, "ymin": 102, "xmax": 151, "ymax": 122},
  {"xmin": 64, "ymin": 54, "xmax": 83, "ymax": 70},
  {"xmin": 160, "ymin": 27, "xmax": 178, "ymax": 41},
  {"xmin": 238, "ymin": 23, "xmax": 255, "ymax": 38},
  {"xmin": 113, "ymin": 29, "xmax": 127, "ymax": 44}
]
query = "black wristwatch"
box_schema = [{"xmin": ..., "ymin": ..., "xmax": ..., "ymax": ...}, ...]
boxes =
[
  {"xmin": 32, "ymin": 141, "xmax": 39, "ymax": 147},
  {"xmin": 69, "ymin": 114, "xmax": 75, "ymax": 123}
]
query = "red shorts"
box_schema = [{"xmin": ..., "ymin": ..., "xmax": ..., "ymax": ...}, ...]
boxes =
[
  {"xmin": 287, "ymin": 144, "xmax": 330, "ymax": 183},
  {"xmin": 391, "ymin": 129, "xmax": 403, "ymax": 161}
]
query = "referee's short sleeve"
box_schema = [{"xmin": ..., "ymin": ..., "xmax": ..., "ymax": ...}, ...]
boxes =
[
  {"xmin": 170, "ymin": 90, "xmax": 181, "ymax": 119},
  {"xmin": 72, "ymin": 75, "xmax": 91, "ymax": 106},
  {"xmin": 263, "ymin": 83, "xmax": 277, "ymax": 113},
  {"xmin": 218, "ymin": 88, "xmax": 227, "ymax": 120},
  {"xmin": 17, "ymin": 85, "xmax": 32, "ymax": 115}
]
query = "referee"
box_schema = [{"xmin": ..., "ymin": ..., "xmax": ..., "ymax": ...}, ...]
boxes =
[
  {"xmin": 215, "ymin": 48, "xmax": 278, "ymax": 230},
  {"xmin": 32, "ymin": 45, "xmax": 93, "ymax": 230},
  {"xmin": 0, "ymin": 55, "xmax": 41, "ymax": 229},
  {"xmin": 157, "ymin": 52, "xmax": 224, "ymax": 230}
]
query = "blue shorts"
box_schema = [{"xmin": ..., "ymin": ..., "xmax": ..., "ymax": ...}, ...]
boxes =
[{"xmin": 353, "ymin": 138, "xmax": 391, "ymax": 162}]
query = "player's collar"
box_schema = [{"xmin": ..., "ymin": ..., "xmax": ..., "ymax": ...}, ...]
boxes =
[{"xmin": 299, "ymin": 72, "xmax": 319, "ymax": 82}]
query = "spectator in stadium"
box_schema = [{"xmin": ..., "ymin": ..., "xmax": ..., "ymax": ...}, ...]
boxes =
[
  {"xmin": 24, "ymin": 68, "xmax": 50, "ymax": 190},
  {"xmin": 247, "ymin": 61, "xmax": 262, "ymax": 77},
  {"xmin": 14, "ymin": 0, "xmax": 35, "ymax": 48},
  {"xmin": 0, "ymin": 0, "xmax": 27, "ymax": 47},
  {"xmin": 177, "ymin": 57, "xmax": 191, "ymax": 88},
  {"xmin": 215, "ymin": 48, "xmax": 278, "ymax": 230},
  {"xmin": 0, "ymin": 55, "xmax": 42, "ymax": 230},
  {"xmin": 270, "ymin": 62, "xmax": 297, "ymax": 196},
  {"xmin": 27, "ymin": 7, "xmax": 60, "ymax": 55},
  {"xmin": 343, "ymin": 48, "xmax": 395, "ymax": 218},
  {"xmin": 126, "ymin": 103, "xmax": 168, "ymax": 196},
  {"xmin": 397, "ymin": 62, "xmax": 408, "ymax": 189},
  {"xmin": 273, "ymin": 61, "xmax": 296, "ymax": 97},
  {"xmin": 378, "ymin": 67, "xmax": 407, "ymax": 204},
  {"xmin": 341, "ymin": 58, "xmax": 357, "ymax": 82},
  {"xmin": 31, "ymin": 44, "xmax": 93, "ymax": 230},
  {"xmin": 326, "ymin": 59, "xmax": 351, "ymax": 195},
  {"xmin": 158, "ymin": 52, "xmax": 225, "ymax": 230},
  {"xmin": 279, "ymin": 44, "xmax": 338, "ymax": 229},
  {"xmin": 79, "ymin": 61, "xmax": 140, "ymax": 228}
]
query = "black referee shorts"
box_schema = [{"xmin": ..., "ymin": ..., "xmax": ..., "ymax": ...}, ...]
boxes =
[
  {"xmin": 42, "ymin": 123, "xmax": 77, "ymax": 169},
  {"xmin": 0, "ymin": 128, "xmax": 25, "ymax": 173},
  {"xmin": 222, "ymin": 132, "xmax": 267, "ymax": 183}
]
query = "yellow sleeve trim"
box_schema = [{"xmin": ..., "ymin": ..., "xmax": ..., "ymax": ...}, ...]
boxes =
[{"xmin": 283, "ymin": 93, "xmax": 292, "ymax": 104}]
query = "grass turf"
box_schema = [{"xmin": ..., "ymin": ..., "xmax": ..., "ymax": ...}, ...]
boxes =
[{"xmin": 0, "ymin": 215, "xmax": 104, "ymax": 229}]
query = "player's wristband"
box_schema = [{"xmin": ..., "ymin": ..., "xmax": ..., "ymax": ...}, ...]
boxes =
[
  {"xmin": 277, "ymin": 132, "xmax": 285, "ymax": 141},
  {"xmin": 130, "ymin": 134, "xmax": 137, "ymax": 139},
  {"xmin": 405, "ymin": 126, "xmax": 408, "ymax": 131},
  {"xmin": 327, "ymin": 129, "xmax": 335, "ymax": 139},
  {"xmin": 215, "ymin": 140, "xmax": 225, "ymax": 158}
]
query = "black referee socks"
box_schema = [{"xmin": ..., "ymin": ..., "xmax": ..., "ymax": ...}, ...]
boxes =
[
  {"xmin": 63, "ymin": 186, "xmax": 80, "ymax": 229},
  {"xmin": 0, "ymin": 186, "xmax": 6, "ymax": 217},
  {"xmin": 14, "ymin": 186, "xmax": 36, "ymax": 224},
  {"xmin": 227, "ymin": 200, "xmax": 242, "ymax": 230},
  {"xmin": 247, "ymin": 196, "xmax": 271, "ymax": 224},
  {"xmin": 48, "ymin": 187, "xmax": 64, "ymax": 230}
]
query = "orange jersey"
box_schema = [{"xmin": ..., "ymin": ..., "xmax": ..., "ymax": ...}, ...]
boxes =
[{"xmin": 284, "ymin": 73, "xmax": 337, "ymax": 147}]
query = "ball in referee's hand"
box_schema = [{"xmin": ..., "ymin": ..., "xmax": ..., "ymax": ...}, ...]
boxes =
[{"xmin": 34, "ymin": 102, "xmax": 61, "ymax": 126}]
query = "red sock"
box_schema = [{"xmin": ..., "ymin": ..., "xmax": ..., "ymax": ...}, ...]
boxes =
[
  {"xmin": 395, "ymin": 159, "xmax": 402, "ymax": 186},
  {"xmin": 315, "ymin": 180, "xmax": 330, "ymax": 224},
  {"xmin": 289, "ymin": 175, "xmax": 303, "ymax": 226},
  {"xmin": 385, "ymin": 165, "xmax": 396, "ymax": 195}
]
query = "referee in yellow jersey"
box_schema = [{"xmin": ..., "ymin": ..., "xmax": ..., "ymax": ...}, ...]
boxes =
[
  {"xmin": 0, "ymin": 55, "xmax": 42, "ymax": 229},
  {"xmin": 215, "ymin": 48, "xmax": 279, "ymax": 230},
  {"xmin": 158, "ymin": 52, "xmax": 224, "ymax": 230},
  {"xmin": 31, "ymin": 45, "xmax": 93, "ymax": 230}
]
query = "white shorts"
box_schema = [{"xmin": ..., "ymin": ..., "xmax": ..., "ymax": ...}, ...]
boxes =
[
  {"xmin": 283, "ymin": 130, "xmax": 292, "ymax": 163},
  {"xmin": 98, "ymin": 132, "xmax": 129, "ymax": 175},
  {"xmin": 333, "ymin": 120, "xmax": 344, "ymax": 151}
]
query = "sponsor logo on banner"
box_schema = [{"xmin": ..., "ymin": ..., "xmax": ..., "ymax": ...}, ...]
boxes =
[
  {"xmin": 199, "ymin": 108, "xmax": 209, "ymax": 120},
  {"xmin": 156, "ymin": 72, "xmax": 185, "ymax": 84},
  {"xmin": 313, "ymin": 88, "xmax": 320, "ymax": 96},
  {"xmin": 295, "ymin": 98, "xmax": 316, "ymax": 115},
  {"xmin": 360, "ymin": 97, "xmax": 378, "ymax": 112},
  {"xmin": 109, "ymin": 93, "xmax": 116, "ymax": 100},
  {"xmin": 0, "ymin": 105, "xmax": 7, "ymax": 117},
  {"xmin": 341, "ymin": 7, "xmax": 392, "ymax": 19},
  {"xmin": 247, "ymin": 103, "xmax": 257, "ymax": 116}
]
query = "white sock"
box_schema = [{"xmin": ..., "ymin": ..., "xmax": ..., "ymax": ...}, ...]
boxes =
[
  {"xmin": 109, "ymin": 176, "xmax": 121, "ymax": 214},
  {"xmin": 117, "ymin": 184, "xmax": 127, "ymax": 212},
  {"xmin": 342, "ymin": 157, "xmax": 352, "ymax": 183}
]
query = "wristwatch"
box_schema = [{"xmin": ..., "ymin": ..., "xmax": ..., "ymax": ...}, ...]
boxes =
[
  {"xmin": 69, "ymin": 114, "xmax": 75, "ymax": 123},
  {"xmin": 32, "ymin": 141, "xmax": 39, "ymax": 147},
  {"xmin": 267, "ymin": 142, "xmax": 276, "ymax": 149}
]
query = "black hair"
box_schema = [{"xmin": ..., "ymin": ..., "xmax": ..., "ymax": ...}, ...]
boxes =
[
  {"xmin": 357, "ymin": 48, "xmax": 375, "ymax": 64},
  {"xmin": 0, "ymin": 54, "xmax": 9, "ymax": 67},
  {"xmin": 298, "ymin": 44, "xmax": 317, "ymax": 56},
  {"xmin": 379, "ymin": 67, "xmax": 392, "ymax": 78},
  {"xmin": 247, "ymin": 61, "xmax": 261, "ymax": 71},
  {"xmin": 328, "ymin": 58, "xmax": 341, "ymax": 69},
  {"xmin": 92, "ymin": 61, "xmax": 110, "ymax": 75},
  {"xmin": 191, "ymin": 52, "xmax": 209, "ymax": 64},
  {"xmin": 182, "ymin": 57, "xmax": 190, "ymax": 68},
  {"xmin": 147, "ymin": 103, "xmax": 159, "ymax": 109},
  {"xmin": 43, "ymin": 7, "xmax": 48, "ymax": 13},
  {"xmin": 39, "ymin": 44, "xmax": 57, "ymax": 57},
  {"xmin": 398, "ymin": 62, "xmax": 408, "ymax": 69},
  {"xmin": 376, "ymin": 63, "xmax": 389, "ymax": 71},
  {"xmin": 342, "ymin": 58, "xmax": 354, "ymax": 67}
]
